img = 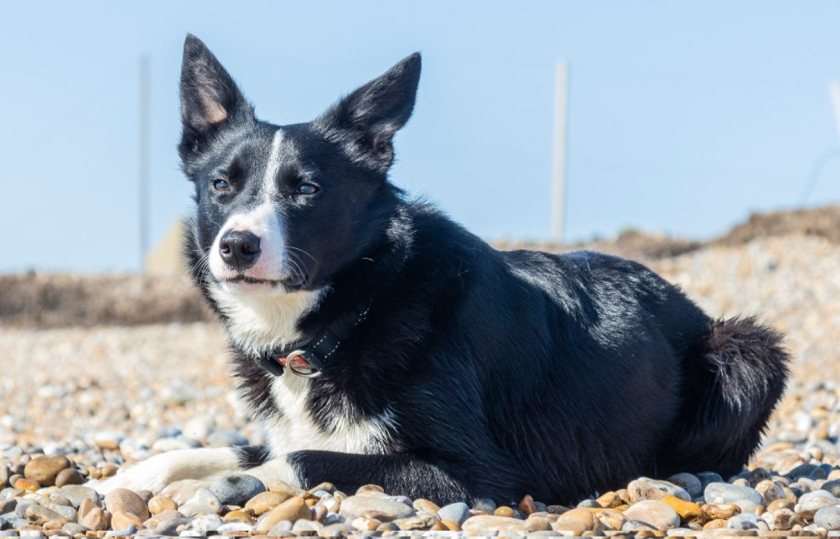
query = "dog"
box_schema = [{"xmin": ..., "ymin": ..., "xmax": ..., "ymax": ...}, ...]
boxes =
[{"xmin": 96, "ymin": 34, "xmax": 789, "ymax": 505}]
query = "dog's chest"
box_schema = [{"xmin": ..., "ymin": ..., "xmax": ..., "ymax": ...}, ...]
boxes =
[{"xmin": 263, "ymin": 373, "xmax": 394, "ymax": 457}]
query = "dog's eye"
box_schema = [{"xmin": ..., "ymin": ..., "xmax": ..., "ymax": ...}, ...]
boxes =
[
  {"xmin": 212, "ymin": 178, "xmax": 231, "ymax": 192},
  {"xmin": 298, "ymin": 183, "xmax": 319, "ymax": 195}
]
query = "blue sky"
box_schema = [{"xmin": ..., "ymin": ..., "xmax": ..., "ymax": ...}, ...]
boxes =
[{"xmin": 3, "ymin": 1, "xmax": 840, "ymax": 272}]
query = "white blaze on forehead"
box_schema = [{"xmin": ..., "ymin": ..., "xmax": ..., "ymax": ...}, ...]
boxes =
[{"xmin": 262, "ymin": 129, "xmax": 285, "ymax": 199}]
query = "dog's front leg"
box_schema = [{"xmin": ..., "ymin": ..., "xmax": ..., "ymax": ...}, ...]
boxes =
[
  {"xmin": 246, "ymin": 451, "xmax": 470, "ymax": 505},
  {"xmin": 92, "ymin": 446, "xmax": 259, "ymax": 495}
]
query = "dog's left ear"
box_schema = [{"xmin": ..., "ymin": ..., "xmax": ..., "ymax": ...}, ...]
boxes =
[
  {"xmin": 179, "ymin": 34, "xmax": 252, "ymax": 159},
  {"xmin": 316, "ymin": 53, "xmax": 421, "ymax": 172}
]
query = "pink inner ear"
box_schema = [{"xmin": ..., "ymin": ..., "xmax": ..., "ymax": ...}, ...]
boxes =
[{"xmin": 198, "ymin": 88, "xmax": 229, "ymax": 124}]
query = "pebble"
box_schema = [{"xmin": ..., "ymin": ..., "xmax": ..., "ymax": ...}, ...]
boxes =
[
  {"xmin": 623, "ymin": 500, "xmax": 681, "ymax": 531},
  {"xmin": 628, "ymin": 477, "xmax": 691, "ymax": 502},
  {"xmin": 22, "ymin": 457, "xmax": 70, "ymax": 487},
  {"xmin": 437, "ymin": 501, "xmax": 469, "ymax": 524},
  {"xmin": 815, "ymin": 506, "xmax": 840, "ymax": 530},
  {"xmin": 178, "ymin": 488, "xmax": 220, "ymax": 517},
  {"xmin": 147, "ymin": 494, "xmax": 176, "ymax": 515},
  {"xmin": 257, "ymin": 496, "xmax": 311, "ymax": 531},
  {"xmin": 462, "ymin": 515, "xmax": 530, "ymax": 533},
  {"xmin": 552, "ymin": 507, "xmax": 596, "ymax": 535},
  {"xmin": 53, "ymin": 468, "xmax": 83, "ymax": 487},
  {"xmin": 704, "ymin": 482, "xmax": 763, "ymax": 506},
  {"xmin": 667, "ymin": 472, "xmax": 703, "ymax": 498},
  {"xmin": 245, "ymin": 490, "xmax": 291, "ymax": 515},
  {"xmin": 338, "ymin": 495, "xmax": 414, "ymax": 520},
  {"xmin": 207, "ymin": 473, "xmax": 265, "ymax": 505},
  {"xmin": 103, "ymin": 488, "xmax": 149, "ymax": 521},
  {"xmin": 57, "ymin": 485, "xmax": 98, "ymax": 508}
]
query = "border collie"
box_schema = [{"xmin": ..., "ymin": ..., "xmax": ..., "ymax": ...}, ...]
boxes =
[{"xmin": 98, "ymin": 35, "xmax": 789, "ymax": 505}]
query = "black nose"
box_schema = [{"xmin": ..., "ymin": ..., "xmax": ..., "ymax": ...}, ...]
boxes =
[{"xmin": 219, "ymin": 230, "xmax": 261, "ymax": 270}]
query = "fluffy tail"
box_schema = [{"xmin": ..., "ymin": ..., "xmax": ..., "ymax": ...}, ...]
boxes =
[{"xmin": 657, "ymin": 317, "xmax": 789, "ymax": 478}]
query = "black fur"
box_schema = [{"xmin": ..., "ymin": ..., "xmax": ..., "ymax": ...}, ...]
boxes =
[{"xmin": 179, "ymin": 35, "xmax": 789, "ymax": 505}]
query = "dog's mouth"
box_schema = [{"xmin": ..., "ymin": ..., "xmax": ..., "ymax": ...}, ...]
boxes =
[{"xmin": 221, "ymin": 272, "xmax": 308, "ymax": 291}]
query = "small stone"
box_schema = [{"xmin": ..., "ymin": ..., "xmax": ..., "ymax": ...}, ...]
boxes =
[
  {"xmin": 79, "ymin": 507, "xmax": 110, "ymax": 531},
  {"xmin": 702, "ymin": 503, "xmax": 741, "ymax": 520},
  {"xmin": 93, "ymin": 433, "xmax": 123, "ymax": 451},
  {"xmin": 623, "ymin": 500, "xmax": 681, "ymax": 531},
  {"xmin": 23, "ymin": 457, "xmax": 70, "ymax": 487},
  {"xmin": 667, "ymin": 473, "xmax": 703, "ymax": 499},
  {"xmin": 245, "ymin": 490, "xmax": 294, "ymax": 515},
  {"xmin": 704, "ymin": 482, "xmax": 763, "ymax": 506},
  {"xmin": 351, "ymin": 516, "xmax": 380, "ymax": 531},
  {"xmin": 519, "ymin": 494, "xmax": 538, "ymax": 515},
  {"xmin": 462, "ymin": 515, "xmax": 530, "ymax": 533},
  {"xmin": 494, "ymin": 505, "xmax": 516, "ymax": 517},
  {"xmin": 53, "ymin": 469, "xmax": 83, "ymax": 488},
  {"xmin": 728, "ymin": 513, "xmax": 760, "ymax": 530},
  {"xmin": 178, "ymin": 488, "xmax": 221, "ymax": 517},
  {"xmin": 755, "ymin": 479, "xmax": 787, "ymax": 504},
  {"xmin": 110, "ymin": 510, "xmax": 142, "ymax": 531},
  {"xmin": 440, "ymin": 518, "xmax": 461, "ymax": 531},
  {"xmin": 216, "ymin": 521, "xmax": 254, "ymax": 534},
  {"xmin": 25, "ymin": 504, "xmax": 64, "ymax": 525},
  {"xmin": 437, "ymin": 502, "xmax": 470, "ymax": 524},
  {"xmin": 472, "ymin": 497, "xmax": 496, "ymax": 513},
  {"xmin": 552, "ymin": 507, "xmax": 596, "ymax": 535},
  {"xmin": 393, "ymin": 514, "xmax": 436, "ymax": 530},
  {"xmin": 222, "ymin": 509, "xmax": 253, "ymax": 523},
  {"xmin": 815, "ymin": 506, "xmax": 840, "ymax": 530},
  {"xmin": 78, "ymin": 497, "xmax": 97, "ymax": 520},
  {"xmin": 596, "ymin": 508, "xmax": 627, "ymax": 530},
  {"xmin": 767, "ymin": 498, "xmax": 794, "ymax": 512},
  {"xmin": 256, "ymin": 496, "xmax": 311, "ymax": 532},
  {"xmin": 318, "ymin": 522, "xmax": 354, "ymax": 537},
  {"xmin": 57, "ymin": 485, "xmax": 98, "ymax": 508},
  {"xmin": 208, "ymin": 473, "xmax": 265, "ymax": 505},
  {"xmin": 660, "ymin": 494, "xmax": 702, "ymax": 521},
  {"xmin": 412, "ymin": 498, "xmax": 439, "ymax": 515},
  {"xmin": 147, "ymin": 495, "xmax": 176, "ymax": 515},
  {"xmin": 762, "ymin": 507, "xmax": 796, "ymax": 530},
  {"xmin": 60, "ymin": 522, "xmax": 87, "ymax": 536},
  {"xmin": 104, "ymin": 488, "xmax": 150, "ymax": 521},
  {"xmin": 628, "ymin": 477, "xmax": 691, "ymax": 502},
  {"xmin": 266, "ymin": 519, "xmax": 294, "ymax": 535},
  {"xmin": 526, "ymin": 514, "xmax": 553, "ymax": 531},
  {"xmin": 13, "ymin": 478, "xmax": 39, "ymax": 491},
  {"xmin": 143, "ymin": 509, "xmax": 188, "ymax": 534},
  {"xmin": 189, "ymin": 513, "xmax": 223, "ymax": 535},
  {"xmin": 796, "ymin": 489, "xmax": 839, "ymax": 518},
  {"xmin": 338, "ymin": 495, "xmax": 413, "ymax": 521}
]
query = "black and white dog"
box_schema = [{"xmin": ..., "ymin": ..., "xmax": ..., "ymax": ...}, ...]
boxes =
[{"xmin": 98, "ymin": 35, "xmax": 789, "ymax": 505}]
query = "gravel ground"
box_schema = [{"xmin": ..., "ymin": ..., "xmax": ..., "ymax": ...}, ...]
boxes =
[{"xmin": 1, "ymin": 233, "xmax": 840, "ymax": 537}]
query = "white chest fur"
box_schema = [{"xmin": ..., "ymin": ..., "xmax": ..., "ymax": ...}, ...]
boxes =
[
  {"xmin": 210, "ymin": 284, "xmax": 324, "ymax": 355},
  {"xmin": 264, "ymin": 373, "xmax": 396, "ymax": 457}
]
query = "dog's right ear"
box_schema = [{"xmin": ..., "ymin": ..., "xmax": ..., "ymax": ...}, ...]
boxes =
[{"xmin": 179, "ymin": 34, "xmax": 252, "ymax": 158}]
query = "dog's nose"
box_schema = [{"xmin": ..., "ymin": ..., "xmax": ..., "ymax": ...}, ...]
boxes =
[{"xmin": 219, "ymin": 230, "xmax": 261, "ymax": 270}]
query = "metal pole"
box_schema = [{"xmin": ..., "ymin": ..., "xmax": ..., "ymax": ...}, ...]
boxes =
[
  {"xmin": 139, "ymin": 55, "xmax": 150, "ymax": 274},
  {"xmin": 552, "ymin": 60, "xmax": 569, "ymax": 243}
]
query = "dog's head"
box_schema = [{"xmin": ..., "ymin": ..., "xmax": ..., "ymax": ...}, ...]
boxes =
[{"xmin": 180, "ymin": 35, "xmax": 420, "ymax": 297}]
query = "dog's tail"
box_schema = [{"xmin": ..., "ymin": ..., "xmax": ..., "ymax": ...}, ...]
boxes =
[{"xmin": 657, "ymin": 317, "xmax": 789, "ymax": 478}]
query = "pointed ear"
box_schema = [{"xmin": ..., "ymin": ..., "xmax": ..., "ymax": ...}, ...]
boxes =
[
  {"xmin": 315, "ymin": 52, "xmax": 421, "ymax": 172},
  {"xmin": 179, "ymin": 34, "xmax": 252, "ymax": 156}
]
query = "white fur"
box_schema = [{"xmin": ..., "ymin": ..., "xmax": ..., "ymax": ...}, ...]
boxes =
[
  {"xmin": 265, "ymin": 373, "xmax": 396, "ymax": 456},
  {"xmin": 210, "ymin": 283, "xmax": 324, "ymax": 355},
  {"xmin": 93, "ymin": 447, "xmax": 240, "ymax": 494}
]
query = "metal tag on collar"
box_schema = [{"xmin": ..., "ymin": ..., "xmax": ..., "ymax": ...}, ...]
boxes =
[{"xmin": 284, "ymin": 349, "xmax": 322, "ymax": 378}]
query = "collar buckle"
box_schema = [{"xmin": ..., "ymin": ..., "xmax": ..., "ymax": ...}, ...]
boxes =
[{"xmin": 279, "ymin": 349, "xmax": 322, "ymax": 378}]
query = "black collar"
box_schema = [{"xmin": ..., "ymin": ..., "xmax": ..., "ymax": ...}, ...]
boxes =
[{"xmin": 256, "ymin": 298, "xmax": 374, "ymax": 378}]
